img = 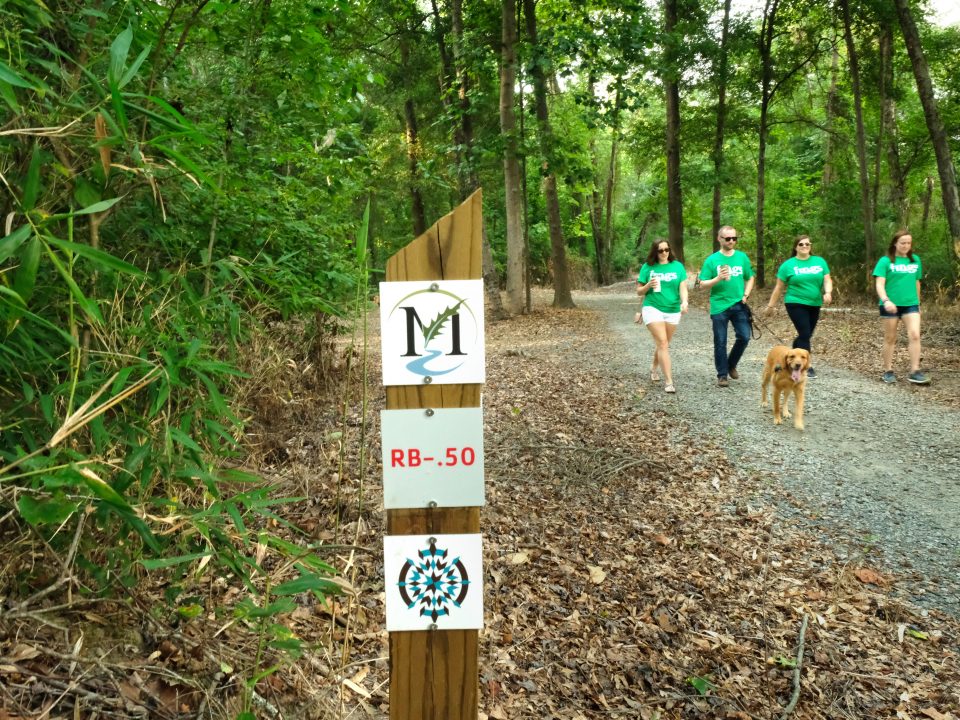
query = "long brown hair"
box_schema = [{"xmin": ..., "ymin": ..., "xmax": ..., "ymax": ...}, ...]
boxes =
[
  {"xmin": 645, "ymin": 239, "xmax": 675, "ymax": 266},
  {"xmin": 886, "ymin": 229, "xmax": 917, "ymax": 263},
  {"xmin": 790, "ymin": 235, "xmax": 810, "ymax": 258}
]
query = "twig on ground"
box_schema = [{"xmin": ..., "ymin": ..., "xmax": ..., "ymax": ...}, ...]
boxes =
[{"xmin": 778, "ymin": 613, "xmax": 810, "ymax": 720}]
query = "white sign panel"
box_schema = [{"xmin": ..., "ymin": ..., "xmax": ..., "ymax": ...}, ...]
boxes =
[
  {"xmin": 384, "ymin": 533, "xmax": 484, "ymax": 632},
  {"xmin": 379, "ymin": 280, "xmax": 485, "ymax": 386},
  {"xmin": 381, "ymin": 407, "xmax": 485, "ymax": 509}
]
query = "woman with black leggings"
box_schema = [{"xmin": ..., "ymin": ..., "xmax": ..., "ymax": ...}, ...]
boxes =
[{"xmin": 764, "ymin": 235, "xmax": 833, "ymax": 379}]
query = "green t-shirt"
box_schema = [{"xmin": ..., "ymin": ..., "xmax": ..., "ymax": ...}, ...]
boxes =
[
  {"xmin": 872, "ymin": 255, "xmax": 922, "ymax": 306},
  {"xmin": 638, "ymin": 260, "xmax": 687, "ymax": 313},
  {"xmin": 699, "ymin": 250, "xmax": 754, "ymax": 314},
  {"xmin": 776, "ymin": 256, "xmax": 831, "ymax": 306}
]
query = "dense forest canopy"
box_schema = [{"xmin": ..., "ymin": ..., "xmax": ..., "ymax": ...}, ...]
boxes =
[{"xmin": 1, "ymin": 0, "xmax": 958, "ymax": 633}]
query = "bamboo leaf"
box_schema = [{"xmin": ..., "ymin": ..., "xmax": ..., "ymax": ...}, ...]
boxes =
[
  {"xmin": 0, "ymin": 80, "xmax": 21, "ymax": 113},
  {"xmin": 273, "ymin": 573, "xmax": 343, "ymax": 597},
  {"xmin": 18, "ymin": 495, "xmax": 79, "ymax": 525},
  {"xmin": 355, "ymin": 199, "xmax": 370, "ymax": 265},
  {"xmin": 0, "ymin": 60, "xmax": 34, "ymax": 89},
  {"xmin": 110, "ymin": 82, "xmax": 129, "ymax": 135},
  {"xmin": 147, "ymin": 141, "xmax": 217, "ymax": 189},
  {"xmin": 119, "ymin": 45, "xmax": 152, "ymax": 88},
  {"xmin": 22, "ymin": 144, "xmax": 43, "ymax": 211},
  {"xmin": 0, "ymin": 225, "xmax": 32, "ymax": 264},
  {"xmin": 73, "ymin": 466, "xmax": 132, "ymax": 510},
  {"xmin": 43, "ymin": 245, "xmax": 103, "ymax": 324},
  {"xmin": 12, "ymin": 237, "xmax": 42, "ymax": 305},
  {"xmin": 72, "ymin": 197, "xmax": 123, "ymax": 216},
  {"xmin": 109, "ymin": 27, "xmax": 133, "ymax": 87},
  {"xmin": 423, "ymin": 300, "xmax": 465, "ymax": 345},
  {"xmin": 45, "ymin": 235, "xmax": 143, "ymax": 276},
  {"xmin": 139, "ymin": 552, "xmax": 213, "ymax": 570}
]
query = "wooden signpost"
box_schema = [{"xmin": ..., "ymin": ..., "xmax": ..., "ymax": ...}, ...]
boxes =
[{"xmin": 381, "ymin": 189, "xmax": 484, "ymax": 720}]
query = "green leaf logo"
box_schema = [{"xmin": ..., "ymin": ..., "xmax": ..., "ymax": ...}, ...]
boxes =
[{"xmin": 422, "ymin": 300, "xmax": 465, "ymax": 346}]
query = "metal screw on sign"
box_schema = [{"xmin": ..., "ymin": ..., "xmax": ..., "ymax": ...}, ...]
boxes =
[
  {"xmin": 428, "ymin": 537, "xmax": 437, "ymax": 545},
  {"xmin": 423, "ymin": 376, "xmax": 433, "ymax": 384},
  {"xmin": 429, "ymin": 623, "xmax": 438, "ymax": 631},
  {"xmin": 425, "ymin": 408, "xmax": 435, "ymax": 417},
  {"xmin": 428, "ymin": 501, "xmax": 438, "ymax": 509},
  {"xmin": 429, "ymin": 283, "xmax": 440, "ymax": 291}
]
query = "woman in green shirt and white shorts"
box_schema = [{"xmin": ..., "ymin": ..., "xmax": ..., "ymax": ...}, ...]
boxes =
[
  {"xmin": 873, "ymin": 230, "xmax": 930, "ymax": 385},
  {"xmin": 637, "ymin": 239, "xmax": 688, "ymax": 394}
]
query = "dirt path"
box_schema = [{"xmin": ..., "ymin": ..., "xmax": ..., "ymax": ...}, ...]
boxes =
[{"xmin": 578, "ymin": 286, "xmax": 960, "ymax": 617}]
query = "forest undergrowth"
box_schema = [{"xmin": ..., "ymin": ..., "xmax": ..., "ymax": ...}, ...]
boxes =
[{"xmin": 1, "ymin": 288, "xmax": 959, "ymax": 719}]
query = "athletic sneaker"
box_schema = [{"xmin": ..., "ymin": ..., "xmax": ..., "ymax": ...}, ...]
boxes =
[
  {"xmin": 806, "ymin": 367, "xmax": 817, "ymax": 379},
  {"xmin": 728, "ymin": 368, "xmax": 740, "ymax": 380},
  {"xmin": 717, "ymin": 376, "xmax": 729, "ymax": 388},
  {"xmin": 882, "ymin": 371, "xmax": 897, "ymax": 384},
  {"xmin": 907, "ymin": 371, "xmax": 931, "ymax": 385}
]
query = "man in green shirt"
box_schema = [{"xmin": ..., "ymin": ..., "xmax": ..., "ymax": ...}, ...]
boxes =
[{"xmin": 699, "ymin": 226, "xmax": 756, "ymax": 387}]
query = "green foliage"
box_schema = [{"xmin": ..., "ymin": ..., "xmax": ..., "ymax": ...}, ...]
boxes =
[{"xmin": 1, "ymin": 0, "xmax": 371, "ymax": 692}]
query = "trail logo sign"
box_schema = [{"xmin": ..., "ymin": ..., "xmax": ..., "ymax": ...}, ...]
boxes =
[
  {"xmin": 384, "ymin": 533, "xmax": 484, "ymax": 631},
  {"xmin": 379, "ymin": 280, "xmax": 485, "ymax": 386},
  {"xmin": 381, "ymin": 407, "xmax": 485, "ymax": 509}
]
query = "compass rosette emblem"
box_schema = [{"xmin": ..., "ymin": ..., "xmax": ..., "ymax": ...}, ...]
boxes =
[{"xmin": 397, "ymin": 538, "xmax": 470, "ymax": 622}]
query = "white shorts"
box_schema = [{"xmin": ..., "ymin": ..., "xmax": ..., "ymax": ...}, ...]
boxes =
[{"xmin": 642, "ymin": 305, "xmax": 681, "ymax": 326}]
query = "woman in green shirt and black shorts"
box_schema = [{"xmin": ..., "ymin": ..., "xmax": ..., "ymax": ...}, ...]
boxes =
[
  {"xmin": 764, "ymin": 234, "xmax": 832, "ymax": 379},
  {"xmin": 873, "ymin": 230, "xmax": 930, "ymax": 385}
]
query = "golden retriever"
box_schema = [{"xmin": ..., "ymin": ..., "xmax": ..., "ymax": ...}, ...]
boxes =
[{"xmin": 760, "ymin": 345, "xmax": 811, "ymax": 430}]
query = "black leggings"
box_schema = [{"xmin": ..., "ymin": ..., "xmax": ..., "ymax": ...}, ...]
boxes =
[{"xmin": 784, "ymin": 303, "xmax": 820, "ymax": 352}]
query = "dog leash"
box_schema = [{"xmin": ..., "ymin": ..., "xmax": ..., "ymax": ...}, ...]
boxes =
[{"xmin": 746, "ymin": 303, "xmax": 790, "ymax": 345}]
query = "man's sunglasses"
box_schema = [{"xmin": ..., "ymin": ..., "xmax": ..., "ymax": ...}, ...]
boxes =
[{"xmin": 722, "ymin": 236, "xmax": 739, "ymax": 241}]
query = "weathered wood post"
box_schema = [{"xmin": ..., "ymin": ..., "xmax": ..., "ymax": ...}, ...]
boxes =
[{"xmin": 381, "ymin": 189, "xmax": 484, "ymax": 720}]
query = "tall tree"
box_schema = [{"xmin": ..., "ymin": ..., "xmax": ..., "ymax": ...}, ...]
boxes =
[
  {"xmin": 839, "ymin": 0, "xmax": 875, "ymax": 279},
  {"xmin": 663, "ymin": 0, "xmax": 684, "ymax": 262},
  {"xmin": 711, "ymin": 0, "xmax": 733, "ymax": 252},
  {"xmin": 893, "ymin": 0, "xmax": 960, "ymax": 263},
  {"xmin": 755, "ymin": 0, "xmax": 781, "ymax": 287},
  {"xmin": 449, "ymin": 0, "xmax": 506, "ymax": 318},
  {"xmin": 399, "ymin": 31, "xmax": 428, "ymax": 237},
  {"xmin": 878, "ymin": 20, "xmax": 907, "ymax": 223},
  {"xmin": 754, "ymin": 0, "xmax": 824, "ymax": 286},
  {"xmin": 523, "ymin": 0, "xmax": 574, "ymax": 308},
  {"xmin": 500, "ymin": 0, "xmax": 526, "ymax": 314}
]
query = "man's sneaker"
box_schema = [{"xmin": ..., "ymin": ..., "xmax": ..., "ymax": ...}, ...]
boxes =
[
  {"xmin": 882, "ymin": 371, "xmax": 897, "ymax": 384},
  {"xmin": 717, "ymin": 376, "xmax": 729, "ymax": 387},
  {"xmin": 807, "ymin": 367, "xmax": 817, "ymax": 379},
  {"xmin": 907, "ymin": 371, "xmax": 931, "ymax": 385},
  {"xmin": 728, "ymin": 368, "xmax": 739, "ymax": 380}
]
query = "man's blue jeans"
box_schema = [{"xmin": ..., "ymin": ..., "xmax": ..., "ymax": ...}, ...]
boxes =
[{"xmin": 711, "ymin": 302, "xmax": 751, "ymax": 378}]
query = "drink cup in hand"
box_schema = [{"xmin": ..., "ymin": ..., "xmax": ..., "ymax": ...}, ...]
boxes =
[
  {"xmin": 719, "ymin": 264, "xmax": 731, "ymax": 281},
  {"xmin": 651, "ymin": 276, "xmax": 661, "ymax": 293}
]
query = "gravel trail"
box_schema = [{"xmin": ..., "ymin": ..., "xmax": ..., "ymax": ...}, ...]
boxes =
[{"xmin": 578, "ymin": 287, "xmax": 960, "ymax": 617}]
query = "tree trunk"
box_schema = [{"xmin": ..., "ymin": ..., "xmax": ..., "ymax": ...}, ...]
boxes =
[
  {"xmin": 451, "ymin": 0, "xmax": 505, "ymax": 318},
  {"xmin": 840, "ymin": 0, "xmax": 875, "ymax": 284},
  {"xmin": 922, "ymin": 176, "xmax": 934, "ymax": 231},
  {"xmin": 400, "ymin": 36, "xmax": 427, "ymax": 237},
  {"xmin": 602, "ymin": 113, "xmax": 619, "ymax": 285},
  {"xmin": 663, "ymin": 0, "xmax": 684, "ymax": 263},
  {"xmin": 711, "ymin": 0, "xmax": 732, "ymax": 252},
  {"xmin": 522, "ymin": 0, "xmax": 574, "ymax": 308},
  {"xmin": 879, "ymin": 22, "xmax": 906, "ymax": 224},
  {"xmin": 822, "ymin": 43, "xmax": 840, "ymax": 187},
  {"xmin": 893, "ymin": 0, "xmax": 960, "ymax": 262},
  {"xmin": 500, "ymin": 0, "xmax": 525, "ymax": 314},
  {"xmin": 755, "ymin": 0, "xmax": 781, "ymax": 288}
]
